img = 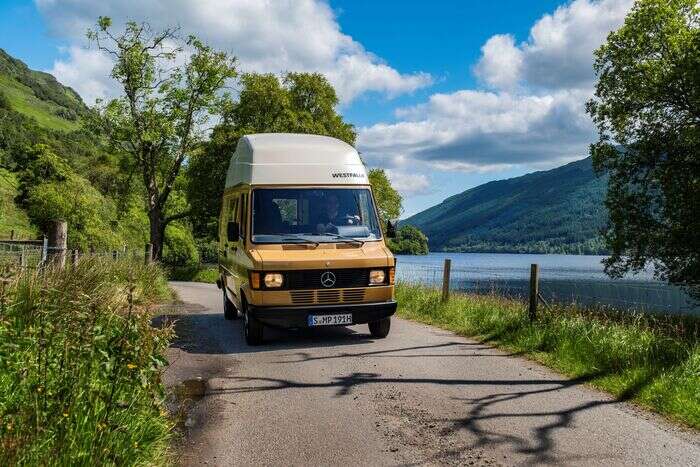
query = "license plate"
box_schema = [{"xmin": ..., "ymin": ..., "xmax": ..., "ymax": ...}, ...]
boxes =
[{"xmin": 308, "ymin": 313, "xmax": 352, "ymax": 326}]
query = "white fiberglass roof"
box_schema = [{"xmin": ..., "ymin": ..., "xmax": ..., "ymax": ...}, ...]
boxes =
[{"xmin": 224, "ymin": 133, "xmax": 369, "ymax": 187}]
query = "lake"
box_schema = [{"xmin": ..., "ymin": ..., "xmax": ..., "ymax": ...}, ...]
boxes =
[{"xmin": 394, "ymin": 253, "xmax": 698, "ymax": 315}]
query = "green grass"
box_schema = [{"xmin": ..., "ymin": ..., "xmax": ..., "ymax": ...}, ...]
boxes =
[
  {"xmin": 0, "ymin": 168, "xmax": 36, "ymax": 239},
  {"xmin": 0, "ymin": 74, "xmax": 79, "ymax": 132},
  {"xmin": 396, "ymin": 283, "xmax": 700, "ymax": 430},
  {"xmin": 167, "ymin": 264, "xmax": 219, "ymax": 283},
  {"xmin": 0, "ymin": 257, "xmax": 175, "ymax": 465}
]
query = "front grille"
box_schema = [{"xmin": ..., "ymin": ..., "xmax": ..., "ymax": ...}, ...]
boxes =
[
  {"xmin": 289, "ymin": 288, "xmax": 367, "ymax": 305},
  {"xmin": 290, "ymin": 290, "xmax": 314, "ymax": 305},
  {"xmin": 317, "ymin": 289, "xmax": 341, "ymax": 304},
  {"xmin": 342, "ymin": 289, "xmax": 365, "ymax": 303},
  {"xmin": 284, "ymin": 268, "xmax": 371, "ymax": 290}
]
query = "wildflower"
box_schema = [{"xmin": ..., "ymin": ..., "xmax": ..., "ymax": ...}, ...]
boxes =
[
  {"xmin": 63, "ymin": 412, "xmax": 68, "ymax": 417},
  {"xmin": 127, "ymin": 363, "xmax": 137, "ymax": 369},
  {"xmin": 134, "ymin": 442, "xmax": 139, "ymax": 448}
]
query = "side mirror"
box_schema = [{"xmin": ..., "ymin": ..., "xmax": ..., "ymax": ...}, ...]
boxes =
[
  {"xmin": 227, "ymin": 221, "xmax": 240, "ymax": 242},
  {"xmin": 386, "ymin": 219, "xmax": 397, "ymax": 239}
]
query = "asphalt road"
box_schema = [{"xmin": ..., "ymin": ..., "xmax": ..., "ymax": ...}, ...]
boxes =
[{"xmin": 162, "ymin": 282, "xmax": 700, "ymax": 466}]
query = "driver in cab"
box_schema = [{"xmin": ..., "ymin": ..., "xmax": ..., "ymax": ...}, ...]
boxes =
[{"xmin": 315, "ymin": 194, "xmax": 360, "ymax": 234}]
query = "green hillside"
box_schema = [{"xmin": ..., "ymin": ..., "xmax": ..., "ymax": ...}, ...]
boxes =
[
  {"xmin": 404, "ymin": 157, "xmax": 609, "ymax": 254},
  {"xmin": 0, "ymin": 48, "xmax": 84, "ymax": 131},
  {"xmin": 0, "ymin": 49, "xmax": 150, "ymax": 249},
  {"xmin": 0, "ymin": 168, "xmax": 36, "ymax": 238}
]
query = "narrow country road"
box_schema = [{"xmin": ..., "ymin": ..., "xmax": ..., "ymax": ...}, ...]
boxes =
[{"xmin": 161, "ymin": 282, "xmax": 700, "ymax": 466}]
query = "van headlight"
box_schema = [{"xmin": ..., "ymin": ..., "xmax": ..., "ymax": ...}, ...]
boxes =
[
  {"xmin": 369, "ymin": 269, "xmax": 386, "ymax": 285},
  {"xmin": 264, "ymin": 273, "xmax": 284, "ymax": 288}
]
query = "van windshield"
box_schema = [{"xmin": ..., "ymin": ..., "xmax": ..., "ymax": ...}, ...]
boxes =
[{"xmin": 252, "ymin": 188, "xmax": 382, "ymax": 243}]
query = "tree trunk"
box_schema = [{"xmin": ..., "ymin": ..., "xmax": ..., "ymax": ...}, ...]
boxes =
[{"xmin": 149, "ymin": 208, "xmax": 164, "ymax": 261}]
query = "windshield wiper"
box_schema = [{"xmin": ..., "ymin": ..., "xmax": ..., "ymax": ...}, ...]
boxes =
[
  {"xmin": 279, "ymin": 234, "xmax": 319, "ymax": 247},
  {"xmin": 319, "ymin": 232, "xmax": 365, "ymax": 246}
]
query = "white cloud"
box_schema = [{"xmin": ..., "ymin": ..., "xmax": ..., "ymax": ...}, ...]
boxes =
[
  {"xmin": 37, "ymin": 0, "xmax": 431, "ymax": 104},
  {"xmin": 359, "ymin": 88, "xmax": 594, "ymax": 170},
  {"xmin": 473, "ymin": 34, "xmax": 523, "ymax": 91},
  {"xmin": 385, "ymin": 170, "xmax": 431, "ymax": 196},
  {"xmin": 49, "ymin": 46, "xmax": 116, "ymax": 105},
  {"xmin": 358, "ymin": 0, "xmax": 633, "ymax": 188},
  {"xmin": 475, "ymin": 0, "xmax": 633, "ymax": 91}
]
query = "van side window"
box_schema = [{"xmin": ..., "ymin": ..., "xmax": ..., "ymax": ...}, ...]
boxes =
[
  {"xmin": 230, "ymin": 196, "xmax": 239, "ymax": 224},
  {"xmin": 239, "ymin": 193, "xmax": 248, "ymax": 239}
]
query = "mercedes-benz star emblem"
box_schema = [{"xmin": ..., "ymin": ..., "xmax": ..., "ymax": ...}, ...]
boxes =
[{"xmin": 320, "ymin": 271, "xmax": 336, "ymax": 288}]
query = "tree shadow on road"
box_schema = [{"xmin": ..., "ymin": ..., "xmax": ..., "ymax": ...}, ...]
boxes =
[{"xmin": 203, "ymin": 364, "xmax": 682, "ymax": 465}]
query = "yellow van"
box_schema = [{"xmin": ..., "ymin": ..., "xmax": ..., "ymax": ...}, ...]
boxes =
[{"xmin": 217, "ymin": 133, "xmax": 397, "ymax": 345}]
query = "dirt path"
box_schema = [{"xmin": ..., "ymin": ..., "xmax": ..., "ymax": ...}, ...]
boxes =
[{"xmin": 160, "ymin": 282, "xmax": 700, "ymax": 466}]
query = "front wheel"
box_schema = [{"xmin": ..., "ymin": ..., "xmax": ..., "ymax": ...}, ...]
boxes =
[
  {"xmin": 368, "ymin": 317, "xmax": 391, "ymax": 338},
  {"xmin": 243, "ymin": 299, "xmax": 264, "ymax": 345}
]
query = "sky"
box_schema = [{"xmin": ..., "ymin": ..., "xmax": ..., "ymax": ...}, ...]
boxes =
[{"xmin": 0, "ymin": 0, "xmax": 634, "ymax": 216}]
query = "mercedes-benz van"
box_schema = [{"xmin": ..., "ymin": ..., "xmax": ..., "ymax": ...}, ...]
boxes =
[{"xmin": 216, "ymin": 133, "xmax": 397, "ymax": 345}]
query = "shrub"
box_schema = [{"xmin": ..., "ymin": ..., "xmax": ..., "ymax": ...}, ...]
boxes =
[
  {"xmin": 389, "ymin": 225, "xmax": 429, "ymax": 255},
  {"xmin": 196, "ymin": 239, "xmax": 219, "ymax": 264},
  {"xmin": 162, "ymin": 223, "xmax": 199, "ymax": 266},
  {"xmin": 0, "ymin": 91, "xmax": 11, "ymax": 110}
]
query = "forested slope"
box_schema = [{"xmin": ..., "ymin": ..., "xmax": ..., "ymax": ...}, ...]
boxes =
[
  {"xmin": 404, "ymin": 157, "xmax": 609, "ymax": 254},
  {"xmin": 0, "ymin": 48, "xmax": 151, "ymax": 250}
]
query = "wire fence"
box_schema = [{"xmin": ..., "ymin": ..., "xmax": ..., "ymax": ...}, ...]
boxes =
[
  {"xmin": 0, "ymin": 241, "xmax": 152, "ymax": 272},
  {"xmin": 396, "ymin": 260, "xmax": 700, "ymax": 316}
]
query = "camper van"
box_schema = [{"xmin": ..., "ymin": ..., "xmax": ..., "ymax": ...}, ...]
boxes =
[{"xmin": 217, "ymin": 133, "xmax": 397, "ymax": 345}]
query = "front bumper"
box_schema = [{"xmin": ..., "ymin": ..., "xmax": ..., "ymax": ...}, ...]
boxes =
[{"xmin": 248, "ymin": 301, "xmax": 397, "ymax": 328}]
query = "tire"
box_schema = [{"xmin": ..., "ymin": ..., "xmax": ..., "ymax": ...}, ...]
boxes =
[
  {"xmin": 368, "ymin": 317, "xmax": 391, "ymax": 338},
  {"xmin": 223, "ymin": 289, "xmax": 238, "ymax": 320},
  {"xmin": 243, "ymin": 298, "xmax": 264, "ymax": 345}
]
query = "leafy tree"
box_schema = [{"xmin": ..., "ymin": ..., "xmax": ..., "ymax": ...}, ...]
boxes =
[
  {"xmin": 368, "ymin": 168, "xmax": 402, "ymax": 229},
  {"xmin": 586, "ymin": 0, "xmax": 700, "ymax": 296},
  {"xmin": 388, "ymin": 225, "xmax": 429, "ymax": 255},
  {"xmin": 186, "ymin": 72, "xmax": 356, "ymax": 237},
  {"xmin": 86, "ymin": 17, "xmax": 237, "ymax": 258},
  {"xmin": 17, "ymin": 144, "xmax": 147, "ymax": 250}
]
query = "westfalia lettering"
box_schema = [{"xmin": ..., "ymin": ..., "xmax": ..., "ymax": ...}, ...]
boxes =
[{"xmin": 331, "ymin": 172, "xmax": 365, "ymax": 178}]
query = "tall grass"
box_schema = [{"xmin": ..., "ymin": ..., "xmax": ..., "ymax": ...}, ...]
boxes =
[
  {"xmin": 0, "ymin": 257, "xmax": 174, "ymax": 465},
  {"xmin": 396, "ymin": 283, "xmax": 700, "ymax": 429}
]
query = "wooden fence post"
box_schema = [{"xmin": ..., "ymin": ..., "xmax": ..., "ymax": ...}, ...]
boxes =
[
  {"xmin": 71, "ymin": 249, "xmax": 79, "ymax": 268},
  {"xmin": 441, "ymin": 258, "xmax": 452, "ymax": 303},
  {"xmin": 529, "ymin": 263, "xmax": 539, "ymax": 322},
  {"xmin": 112, "ymin": 250, "xmax": 118, "ymax": 261},
  {"xmin": 10, "ymin": 229, "xmax": 14, "ymax": 240},
  {"xmin": 19, "ymin": 248, "xmax": 26, "ymax": 268},
  {"xmin": 47, "ymin": 220, "xmax": 67, "ymax": 269},
  {"xmin": 41, "ymin": 236, "xmax": 48, "ymax": 263},
  {"xmin": 144, "ymin": 243, "xmax": 153, "ymax": 265}
]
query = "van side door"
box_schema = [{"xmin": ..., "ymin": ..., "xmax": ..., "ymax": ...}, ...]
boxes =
[
  {"xmin": 221, "ymin": 195, "xmax": 239, "ymax": 294},
  {"xmin": 229, "ymin": 192, "xmax": 249, "ymax": 306}
]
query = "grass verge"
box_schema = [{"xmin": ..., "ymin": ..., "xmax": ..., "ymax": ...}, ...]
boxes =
[
  {"xmin": 0, "ymin": 257, "xmax": 174, "ymax": 465},
  {"xmin": 167, "ymin": 263, "xmax": 218, "ymax": 284},
  {"xmin": 396, "ymin": 283, "xmax": 700, "ymax": 430}
]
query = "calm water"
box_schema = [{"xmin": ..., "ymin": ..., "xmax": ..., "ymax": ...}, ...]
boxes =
[
  {"xmin": 395, "ymin": 252, "xmax": 655, "ymax": 282},
  {"xmin": 394, "ymin": 253, "xmax": 698, "ymax": 315}
]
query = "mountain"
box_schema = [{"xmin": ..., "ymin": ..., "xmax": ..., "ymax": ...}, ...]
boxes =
[{"xmin": 403, "ymin": 157, "xmax": 609, "ymax": 255}]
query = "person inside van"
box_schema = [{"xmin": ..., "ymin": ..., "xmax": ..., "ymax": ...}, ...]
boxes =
[{"xmin": 314, "ymin": 193, "xmax": 362, "ymax": 234}]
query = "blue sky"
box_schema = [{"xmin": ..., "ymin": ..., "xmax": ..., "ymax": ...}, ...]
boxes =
[{"xmin": 0, "ymin": 0, "xmax": 632, "ymax": 216}]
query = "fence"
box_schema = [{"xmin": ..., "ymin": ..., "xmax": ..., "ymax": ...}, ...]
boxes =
[
  {"xmin": 1, "ymin": 221, "xmax": 155, "ymax": 271},
  {"xmin": 397, "ymin": 259, "xmax": 700, "ymax": 317}
]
